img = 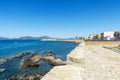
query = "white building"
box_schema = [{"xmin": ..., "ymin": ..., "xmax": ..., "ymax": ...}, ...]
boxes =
[
  {"xmin": 102, "ymin": 31, "xmax": 114, "ymax": 40},
  {"xmin": 41, "ymin": 38, "xmax": 57, "ymax": 41},
  {"xmin": 89, "ymin": 34, "xmax": 98, "ymax": 40}
]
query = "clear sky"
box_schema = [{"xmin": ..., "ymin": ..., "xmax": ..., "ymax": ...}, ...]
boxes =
[{"xmin": 0, "ymin": 0, "xmax": 120, "ymax": 38}]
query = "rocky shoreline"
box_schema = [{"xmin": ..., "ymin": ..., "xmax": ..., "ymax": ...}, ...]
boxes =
[
  {"xmin": 20, "ymin": 51, "xmax": 66, "ymax": 68},
  {"xmin": 1, "ymin": 51, "xmax": 66, "ymax": 80},
  {"xmin": 0, "ymin": 52, "xmax": 32, "ymax": 65},
  {"xmin": 7, "ymin": 73, "xmax": 43, "ymax": 80}
]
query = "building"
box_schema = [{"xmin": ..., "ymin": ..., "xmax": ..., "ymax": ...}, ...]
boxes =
[
  {"xmin": 114, "ymin": 30, "xmax": 120, "ymax": 40},
  {"xmin": 41, "ymin": 38, "xmax": 57, "ymax": 41},
  {"xmin": 101, "ymin": 31, "xmax": 114, "ymax": 40},
  {"xmin": 89, "ymin": 34, "xmax": 98, "ymax": 40},
  {"xmin": 81, "ymin": 36, "xmax": 89, "ymax": 40}
]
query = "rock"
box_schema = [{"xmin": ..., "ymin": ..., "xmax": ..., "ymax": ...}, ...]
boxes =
[
  {"xmin": 0, "ymin": 59, "xmax": 7, "ymax": 65},
  {"xmin": 43, "ymin": 51, "xmax": 55, "ymax": 61},
  {"xmin": 0, "ymin": 52, "xmax": 32, "ymax": 66},
  {"xmin": 43, "ymin": 56, "xmax": 55, "ymax": 61},
  {"xmin": 31, "ymin": 54, "xmax": 43, "ymax": 63},
  {"xmin": 49, "ymin": 59, "xmax": 66, "ymax": 66},
  {"xmin": 14, "ymin": 52, "xmax": 31, "ymax": 58},
  {"xmin": 7, "ymin": 76, "xmax": 18, "ymax": 80},
  {"xmin": 20, "ymin": 58, "xmax": 39, "ymax": 68},
  {"xmin": 7, "ymin": 73, "xmax": 43, "ymax": 80},
  {"xmin": 20, "ymin": 54, "xmax": 42, "ymax": 68},
  {"xmin": 46, "ymin": 51, "xmax": 55, "ymax": 57},
  {"xmin": 44, "ymin": 52, "xmax": 66, "ymax": 66},
  {"xmin": 43, "ymin": 56, "xmax": 66, "ymax": 66},
  {"xmin": 20, "ymin": 51, "xmax": 66, "ymax": 68}
]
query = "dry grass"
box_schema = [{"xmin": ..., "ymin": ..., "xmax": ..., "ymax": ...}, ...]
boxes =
[
  {"xmin": 114, "ymin": 45, "xmax": 120, "ymax": 50},
  {"xmin": 103, "ymin": 45, "xmax": 120, "ymax": 51}
]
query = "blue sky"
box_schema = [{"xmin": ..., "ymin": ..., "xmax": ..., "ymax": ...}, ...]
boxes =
[{"xmin": 0, "ymin": 0, "xmax": 120, "ymax": 38}]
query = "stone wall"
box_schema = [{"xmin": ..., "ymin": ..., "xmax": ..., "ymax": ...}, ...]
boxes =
[
  {"xmin": 85, "ymin": 41, "xmax": 120, "ymax": 46},
  {"xmin": 41, "ymin": 43, "xmax": 85, "ymax": 80},
  {"xmin": 41, "ymin": 41, "xmax": 120, "ymax": 80},
  {"xmin": 67, "ymin": 44, "xmax": 85, "ymax": 68},
  {"xmin": 70, "ymin": 40, "xmax": 120, "ymax": 46}
]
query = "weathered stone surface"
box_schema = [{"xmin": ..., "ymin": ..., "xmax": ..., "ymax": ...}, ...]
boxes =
[
  {"xmin": 79, "ymin": 42, "xmax": 85, "ymax": 46},
  {"xmin": 85, "ymin": 46, "xmax": 120, "ymax": 80},
  {"xmin": 41, "ymin": 65, "xmax": 84, "ymax": 80},
  {"xmin": 42, "ymin": 44, "xmax": 120, "ymax": 80},
  {"xmin": 42, "ymin": 45, "xmax": 85, "ymax": 80},
  {"xmin": 67, "ymin": 46, "xmax": 85, "ymax": 67}
]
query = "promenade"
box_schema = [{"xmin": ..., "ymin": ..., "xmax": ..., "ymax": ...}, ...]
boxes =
[
  {"xmin": 42, "ymin": 43, "xmax": 120, "ymax": 80},
  {"xmin": 85, "ymin": 46, "xmax": 120, "ymax": 80}
]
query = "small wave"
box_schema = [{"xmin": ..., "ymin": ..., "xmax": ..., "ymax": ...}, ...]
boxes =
[{"xmin": 0, "ymin": 68, "xmax": 5, "ymax": 72}]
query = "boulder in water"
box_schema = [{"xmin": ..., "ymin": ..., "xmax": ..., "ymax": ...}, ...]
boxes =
[
  {"xmin": 20, "ymin": 51, "xmax": 66, "ymax": 68},
  {"xmin": 20, "ymin": 54, "xmax": 42, "ymax": 68}
]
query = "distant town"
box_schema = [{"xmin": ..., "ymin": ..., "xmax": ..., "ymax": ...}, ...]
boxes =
[
  {"xmin": 76, "ymin": 30, "xmax": 120, "ymax": 41},
  {"xmin": 0, "ymin": 30, "xmax": 120, "ymax": 41}
]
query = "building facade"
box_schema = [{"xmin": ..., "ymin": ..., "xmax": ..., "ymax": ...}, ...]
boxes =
[
  {"xmin": 114, "ymin": 30, "xmax": 120, "ymax": 40},
  {"xmin": 89, "ymin": 34, "xmax": 98, "ymax": 40},
  {"xmin": 102, "ymin": 31, "xmax": 114, "ymax": 40}
]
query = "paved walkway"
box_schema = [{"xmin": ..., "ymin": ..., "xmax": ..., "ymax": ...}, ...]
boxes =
[
  {"xmin": 41, "ymin": 65, "xmax": 84, "ymax": 80},
  {"xmin": 42, "ymin": 45, "xmax": 120, "ymax": 80},
  {"xmin": 85, "ymin": 46, "xmax": 120, "ymax": 80}
]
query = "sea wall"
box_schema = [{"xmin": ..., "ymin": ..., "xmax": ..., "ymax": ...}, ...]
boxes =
[
  {"xmin": 41, "ymin": 41, "xmax": 120, "ymax": 80},
  {"xmin": 70, "ymin": 40, "xmax": 120, "ymax": 46},
  {"xmin": 41, "ymin": 43, "xmax": 85, "ymax": 80},
  {"xmin": 85, "ymin": 40, "xmax": 120, "ymax": 46},
  {"xmin": 67, "ymin": 44, "xmax": 85, "ymax": 68}
]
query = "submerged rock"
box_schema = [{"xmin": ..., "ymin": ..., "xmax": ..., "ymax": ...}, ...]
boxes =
[{"xmin": 7, "ymin": 73, "xmax": 43, "ymax": 80}]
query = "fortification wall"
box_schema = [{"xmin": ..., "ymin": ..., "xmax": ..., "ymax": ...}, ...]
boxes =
[
  {"xmin": 85, "ymin": 41, "xmax": 120, "ymax": 46},
  {"xmin": 41, "ymin": 43, "xmax": 85, "ymax": 80}
]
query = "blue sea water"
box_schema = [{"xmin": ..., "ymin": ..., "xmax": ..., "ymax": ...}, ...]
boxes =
[{"xmin": 0, "ymin": 40, "xmax": 78, "ymax": 80}]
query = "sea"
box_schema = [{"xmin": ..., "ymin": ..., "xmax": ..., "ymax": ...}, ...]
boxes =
[{"xmin": 0, "ymin": 40, "xmax": 78, "ymax": 80}]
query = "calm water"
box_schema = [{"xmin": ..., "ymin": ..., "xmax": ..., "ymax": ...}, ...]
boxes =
[{"xmin": 0, "ymin": 40, "xmax": 78, "ymax": 80}]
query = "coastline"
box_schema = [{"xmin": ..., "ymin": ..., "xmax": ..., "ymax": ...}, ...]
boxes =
[
  {"xmin": 0, "ymin": 40, "xmax": 77, "ymax": 80},
  {"xmin": 41, "ymin": 43, "xmax": 85, "ymax": 80},
  {"xmin": 1, "ymin": 40, "xmax": 120, "ymax": 80},
  {"xmin": 0, "ymin": 52, "xmax": 32, "ymax": 65}
]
